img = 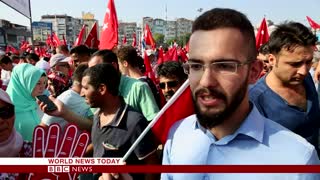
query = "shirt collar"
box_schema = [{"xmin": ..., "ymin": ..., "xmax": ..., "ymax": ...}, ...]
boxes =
[
  {"xmin": 234, "ymin": 103, "xmax": 264, "ymax": 143},
  {"xmin": 97, "ymin": 97, "xmax": 128, "ymax": 128},
  {"xmin": 193, "ymin": 102, "xmax": 264, "ymax": 144}
]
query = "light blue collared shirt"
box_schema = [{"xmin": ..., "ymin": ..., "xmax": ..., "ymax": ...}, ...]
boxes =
[{"xmin": 161, "ymin": 105, "xmax": 320, "ymax": 180}]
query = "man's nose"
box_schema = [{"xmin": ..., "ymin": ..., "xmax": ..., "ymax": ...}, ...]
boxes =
[
  {"xmin": 199, "ymin": 68, "xmax": 219, "ymax": 88},
  {"xmin": 297, "ymin": 64, "xmax": 309, "ymax": 76}
]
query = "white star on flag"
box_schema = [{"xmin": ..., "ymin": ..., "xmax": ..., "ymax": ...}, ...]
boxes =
[{"xmin": 102, "ymin": 23, "xmax": 108, "ymax": 31}]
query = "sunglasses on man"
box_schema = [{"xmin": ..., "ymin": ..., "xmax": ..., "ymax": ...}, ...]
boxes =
[
  {"xmin": 0, "ymin": 104, "xmax": 14, "ymax": 119},
  {"xmin": 159, "ymin": 80, "xmax": 179, "ymax": 89}
]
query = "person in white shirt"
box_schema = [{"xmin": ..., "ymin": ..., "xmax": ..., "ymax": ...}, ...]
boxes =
[
  {"xmin": 41, "ymin": 63, "xmax": 93, "ymax": 131},
  {"xmin": 0, "ymin": 55, "xmax": 15, "ymax": 90}
]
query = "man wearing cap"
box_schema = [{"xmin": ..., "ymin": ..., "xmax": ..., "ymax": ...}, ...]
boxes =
[
  {"xmin": 50, "ymin": 54, "xmax": 70, "ymax": 77},
  {"xmin": 50, "ymin": 54, "xmax": 72, "ymax": 92},
  {"xmin": 35, "ymin": 58, "xmax": 50, "ymax": 74}
]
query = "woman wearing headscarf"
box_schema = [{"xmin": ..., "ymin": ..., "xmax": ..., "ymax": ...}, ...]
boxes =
[
  {"xmin": 6, "ymin": 63, "xmax": 46, "ymax": 141},
  {"xmin": 0, "ymin": 89, "xmax": 32, "ymax": 179}
]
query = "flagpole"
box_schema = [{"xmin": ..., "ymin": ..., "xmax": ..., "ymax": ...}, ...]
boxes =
[
  {"xmin": 29, "ymin": 0, "xmax": 34, "ymax": 45},
  {"xmin": 122, "ymin": 79, "xmax": 190, "ymax": 162}
]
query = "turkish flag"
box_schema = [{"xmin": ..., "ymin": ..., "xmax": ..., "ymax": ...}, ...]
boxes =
[
  {"xmin": 52, "ymin": 32, "xmax": 61, "ymax": 47},
  {"xmin": 62, "ymin": 34, "xmax": 67, "ymax": 45},
  {"xmin": 99, "ymin": 0, "xmax": 118, "ymax": 50},
  {"xmin": 157, "ymin": 47, "xmax": 164, "ymax": 64},
  {"xmin": 144, "ymin": 24, "xmax": 156, "ymax": 48},
  {"xmin": 84, "ymin": 22, "xmax": 99, "ymax": 49},
  {"xmin": 74, "ymin": 25, "xmax": 86, "ymax": 47},
  {"xmin": 46, "ymin": 34, "xmax": 53, "ymax": 47},
  {"xmin": 306, "ymin": 16, "xmax": 320, "ymax": 29},
  {"xmin": 178, "ymin": 48, "xmax": 188, "ymax": 62},
  {"xmin": 164, "ymin": 47, "xmax": 178, "ymax": 62},
  {"xmin": 6, "ymin": 45, "xmax": 19, "ymax": 54},
  {"xmin": 143, "ymin": 51, "xmax": 156, "ymax": 83},
  {"xmin": 152, "ymin": 80, "xmax": 194, "ymax": 144},
  {"xmin": 20, "ymin": 41, "xmax": 29, "ymax": 50},
  {"xmin": 122, "ymin": 35, "xmax": 127, "ymax": 45},
  {"xmin": 255, "ymin": 18, "xmax": 269, "ymax": 50},
  {"xmin": 132, "ymin": 32, "xmax": 137, "ymax": 47}
]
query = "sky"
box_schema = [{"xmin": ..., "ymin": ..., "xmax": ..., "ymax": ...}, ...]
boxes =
[{"xmin": 0, "ymin": 0, "xmax": 319, "ymax": 28}]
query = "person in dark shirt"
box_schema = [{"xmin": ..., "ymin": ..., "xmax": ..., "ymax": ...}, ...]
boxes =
[
  {"xmin": 250, "ymin": 21, "xmax": 320, "ymax": 154},
  {"xmin": 81, "ymin": 63, "xmax": 159, "ymax": 180}
]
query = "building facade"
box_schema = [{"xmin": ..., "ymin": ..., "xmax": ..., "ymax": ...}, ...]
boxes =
[
  {"xmin": 32, "ymin": 21, "xmax": 52, "ymax": 43},
  {"xmin": 142, "ymin": 17, "xmax": 193, "ymax": 43},
  {"xmin": 0, "ymin": 19, "xmax": 31, "ymax": 50},
  {"xmin": 41, "ymin": 14, "xmax": 83, "ymax": 44},
  {"xmin": 82, "ymin": 12, "xmax": 99, "ymax": 40},
  {"xmin": 118, "ymin": 21, "xmax": 137, "ymax": 45}
]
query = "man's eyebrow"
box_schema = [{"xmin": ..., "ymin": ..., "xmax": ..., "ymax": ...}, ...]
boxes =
[
  {"xmin": 188, "ymin": 58, "xmax": 241, "ymax": 63},
  {"xmin": 188, "ymin": 59, "xmax": 202, "ymax": 63}
]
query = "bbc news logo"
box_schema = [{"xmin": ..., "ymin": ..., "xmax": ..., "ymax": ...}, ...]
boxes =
[{"xmin": 48, "ymin": 166, "xmax": 70, "ymax": 173}]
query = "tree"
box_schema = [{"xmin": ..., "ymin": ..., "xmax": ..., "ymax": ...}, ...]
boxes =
[
  {"xmin": 177, "ymin": 33, "xmax": 191, "ymax": 47},
  {"xmin": 153, "ymin": 33, "xmax": 165, "ymax": 46},
  {"xmin": 165, "ymin": 38, "xmax": 176, "ymax": 46}
]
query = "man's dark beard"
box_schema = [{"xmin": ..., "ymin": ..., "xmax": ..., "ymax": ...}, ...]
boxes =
[
  {"xmin": 164, "ymin": 90, "xmax": 175, "ymax": 100},
  {"xmin": 194, "ymin": 75, "xmax": 249, "ymax": 129}
]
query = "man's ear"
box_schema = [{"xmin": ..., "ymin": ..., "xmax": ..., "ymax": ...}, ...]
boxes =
[
  {"xmin": 111, "ymin": 62, "xmax": 119, "ymax": 71},
  {"xmin": 268, "ymin": 54, "xmax": 277, "ymax": 67},
  {"xmin": 98, "ymin": 84, "xmax": 107, "ymax": 96},
  {"xmin": 123, "ymin": 60, "xmax": 128, "ymax": 67},
  {"xmin": 248, "ymin": 59, "xmax": 263, "ymax": 84}
]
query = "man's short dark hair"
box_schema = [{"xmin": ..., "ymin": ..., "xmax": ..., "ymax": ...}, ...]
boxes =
[
  {"xmin": 268, "ymin": 22, "xmax": 318, "ymax": 54},
  {"xmin": 57, "ymin": 45, "xmax": 69, "ymax": 53},
  {"xmin": 192, "ymin": 8, "xmax": 256, "ymax": 61},
  {"xmin": 0, "ymin": 55, "xmax": 12, "ymax": 64},
  {"xmin": 26, "ymin": 53, "xmax": 40, "ymax": 62},
  {"xmin": 136, "ymin": 56, "xmax": 146, "ymax": 74},
  {"xmin": 83, "ymin": 63, "xmax": 120, "ymax": 96},
  {"xmin": 72, "ymin": 63, "xmax": 88, "ymax": 83},
  {"xmin": 258, "ymin": 43, "xmax": 269, "ymax": 55},
  {"xmin": 157, "ymin": 61, "xmax": 187, "ymax": 82},
  {"xmin": 70, "ymin": 45, "xmax": 90, "ymax": 56},
  {"xmin": 91, "ymin": 49, "xmax": 118, "ymax": 64},
  {"xmin": 117, "ymin": 46, "xmax": 139, "ymax": 67}
]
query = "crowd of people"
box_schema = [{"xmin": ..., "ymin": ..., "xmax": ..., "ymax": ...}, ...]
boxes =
[{"xmin": 0, "ymin": 7, "xmax": 320, "ymax": 180}]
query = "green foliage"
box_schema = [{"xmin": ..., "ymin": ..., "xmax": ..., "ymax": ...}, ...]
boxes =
[
  {"xmin": 165, "ymin": 33, "xmax": 191, "ymax": 47},
  {"xmin": 153, "ymin": 33, "xmax": 165, "ymax": 45}
]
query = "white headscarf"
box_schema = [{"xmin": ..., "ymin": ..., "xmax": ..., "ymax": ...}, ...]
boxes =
[{"xmin": 0, "ymin": 89, "xmax": 23, "ymax": 157}]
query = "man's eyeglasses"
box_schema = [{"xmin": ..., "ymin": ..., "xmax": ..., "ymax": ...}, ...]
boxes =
[
  {"xmin": 159, "ymin": 81, "xmax": 179, "ymax": 89},
  {"xmin": 182, "ymin": 60, "xmax": 253, "ymax": 75},
  {"xmin": 0, "ymin": 104, "xmax": 14, "ymax": 119}
]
